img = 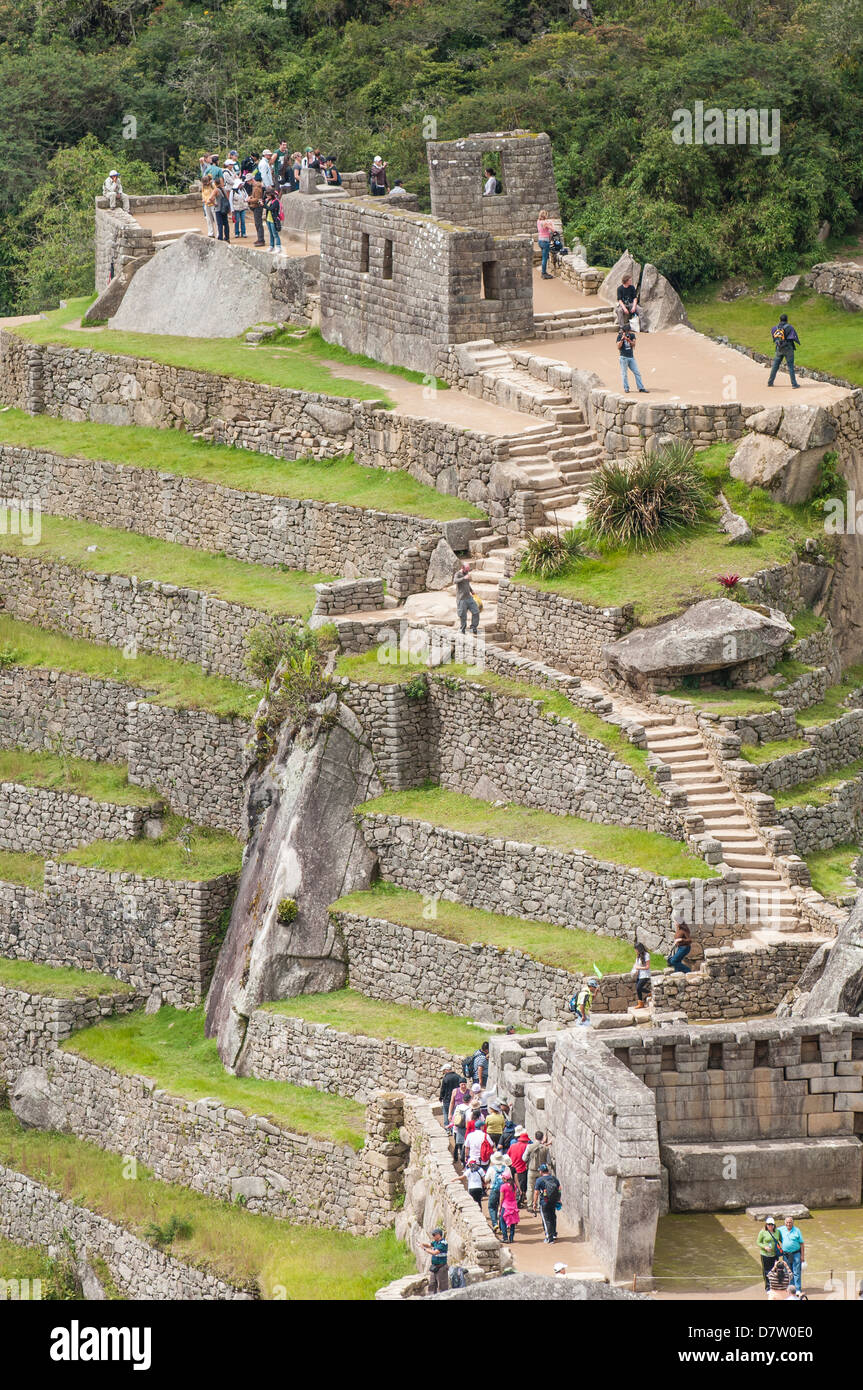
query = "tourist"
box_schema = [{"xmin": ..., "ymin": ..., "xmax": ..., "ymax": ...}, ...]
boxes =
[
  {"xmin": 617, "ymin": 327, "xmax": 648, "ymax": 393},
  {"xmin": 201, "ymin": 174, "xmax": 218, "ymax": 238},
  {"xmin": 439, "ymin": 1063, "xmax": 463, "ymax": 1126},
  {"xmin": 777, "ymin": 1214, "xmax": 805, "ymax": 1293},
  {"xmin": 258, "ymin": 149, "xmax": 275, "ymax": 188},
  {"xmin": 617, "ymin": 273, "xmax": 639, "ymax": 327},
  {"xmin": 533, "ymin": 1163, "xmax": 562, "ymax": 1244},
  {"xmin": 487, "ymin": 1151, "xmax": 509, "ymax": 1233},
  {"xmin": 668, "ymin": 919, "xmax": 692, "ymax": 974},
  {"xmin": 553, "ymin": 1262, "xmax": 568, "ymax": 1276},
  {"xmin": 471, "ymin": 1040, "xmax": 490, "ymax": 1090},
  {"xmin": 484, "ymin": 166, "xmax": 501, "ymax": 196},
  {"xmin": 324, "ymin": 157, "xmax": 342, "ymax": 187},
  {"xmin": 213, "ymin": 177, "xmax": 231, "ymax": 242},
  {"xmin": 274, "ymin": 140, "xmax": 292, "ymax": 190},
  {"xmin": 757, "ymin": 1216, "xmax": 780, "ymax": 1290},
  {"xmin": 421, "ymin": 1226, "xmax": 449, "ymax": 1295},
  {"xmin": 369, "ymin": 155, "xmax": 389, "ymax": 196},
  {"xmin": 466, "ymin": 1160, "xmax": 486, "ymax": 1208},
  {"xmin": 507, "ymin": 1126, "xmax": 531, "ymax": 1206},
  {"xmin": 451, "ymin": 1095, "xmax": 469, "ymax": 1166},
  {"xmin": 230, "ymin": 175, "xmax": 249, "ymax": 238},
  {"xmin": 525, "ymin": 1130, "xmax": 554, "ymax": 1206},
  {"xmin": 485, "ymin": 1101, "xmax": 505, "ymax": 1147},
  {"xmin": 102, "ymin": 170, "xmax": 123, "ymax": 208},
  {"xmin": 537, "ymin": 208, "xmax": 554, "ymax": 279},
  {"xmin": 464, "ymin": 1115, "xmax": 489, "ymax": 1168},
  {"xmin": 291, "ymin": 151, "xmax": 303, "ymax": 185},
  {"xmin": 499, "ymin": 1173, "xmax": 520, "ymax": 1243},
  {"xmin": 264, "ymin": 188, "xmax": 283, "ymax": 252},
  {"xmin": 573, "ymin": 976, "xmax": 598, "ymax": 1025},
  {"xmin": 453, "ymin": 561, "xmax": 480, "ymax": 636},
  {"xmin": 500, "ymin": 1103, "xmax": 517, "ymax": 1151},
  {"xmin": 767, "ymin": 313, "xmax": 801, "ymax": 389},
  {"xmin": 632, "ymin": 942, "xmax": 652, "ymax": 1006},
  {"xmin": 390, "ymin": 177, "xmax": 406, "ymax": 194},
  {"xmin": 248, "ymin": 174, "xmax": 266, "ymax": 246},
  {"xmin": 766, "ymin": 1254, "xmax": 791, "ymax": 1299},
  {"xmin": 448, "ymin": 1077, "xmax": 468, "ymax": 1124}
]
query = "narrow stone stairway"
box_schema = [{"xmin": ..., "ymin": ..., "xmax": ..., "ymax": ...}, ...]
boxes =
[{"xmin": 530, "ymin": 303, "xmax": 618, "ymax": 340}]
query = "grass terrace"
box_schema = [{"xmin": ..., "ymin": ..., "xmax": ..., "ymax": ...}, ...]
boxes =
[
  {"xmin": 12, "ymin": 299, "xmax": 394, "ymax": 403},
  {"xmin": 0, "ymin": 958, "xmax": 134, "ymax": 998},
  {"xmin": 796, "ymin": 665, "xmax": 863, "ymax": 727},
  {"xmin": 0, "ymin": 514, "xmax": 330, "ymax": 617},
  {"xmin": 659, "ymin": 684, "xmax": 781, "ymax": 717},
  {"xmin": 269, "ymin": 325, "xmax": 450, "ymax": 391},
  {"xmin": 0, "ymin": 747, "xmax": 157, "ymax": 806},
  {"xmin": 332, "ymin": 882, "xmax": 665, "ymax": 974},
  {"xmin": 804, "ymin": 844, "xmax": 859, "ymax": 903},
  {"xmin": 61, "ymin": 814, "xmax": 243, "ymax": 881},
  {"xmin": 773, "ymin": 759, "xmax": 863, "ymax": 810},
  {"xmin": 0, "ymin": 409, "xmax": 481, "ymax": 522},
  {"xmin": 0, "ymin": 1114, "xmax": 411, "ymax": 1300},
  {"xmin": 686, "ymin": 286, "xmax": 863, "ymax": 387},
  {"xmin": 0, "ymin": 615, "xmax": 258, "ymax": 718},
  {"xmin": 513, "ymin": 442, "xmax": 827, "ymax": 625},
  {"xmin": 337, "ymin": 649, "xmax": 657, "ymax": 791},
  {"xmin": 62, "ymin": 1006, "xmax": 367, "ymax": 1148},
  {"xmin": 358, "ymin": 785, "xmax": 717, "ymax": 879},
  {"xmin": 738, "ymin": 737, "xmax": 810, "ymax": 765},
  {"xmin": 0, "ymin": 1234, "xmax": 84, "ymax": 1300},
  {"xmin": 0, "ymin": 848, "xmax": 48, "ymax": 888},
  {"xmin": 263, "ymin": 987, "xmax": 518, "ymax": 1049}
]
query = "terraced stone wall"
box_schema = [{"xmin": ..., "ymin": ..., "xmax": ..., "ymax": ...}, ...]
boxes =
[
  {"xmin": 0, "ymin": 981, "xmax": 140, "ymax": 1084},
  {"xmin": 725, "ymin": 710, "xmax": 863, "ymax": 796},
  {"xmin": 0, "ymin": 666, "xmax": 248, "ymax": 833},
  {"xmin": 776, "ymin": 774, "xmax": 863, "ymax": 855},
  {"xmin": 0, "ymin": 782, "xmax": 162, "ymax": 856},
  {"xmin": 496, "ymin": 579, "xmax": 634, "ymax": 680},
  {"xmin": 652, "ymin": 939, "xmax": 821, "ymax": 1020},
  {"xmin": 0, "ymin": 865, "xmax": 236, "ymax": 1006}
]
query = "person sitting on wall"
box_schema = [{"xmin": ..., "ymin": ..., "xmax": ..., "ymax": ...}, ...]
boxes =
[
  {"xmin": 389, "ymin": 176, "xmax": 406, "ymax": 194},
  {"xmin": 484, "ymin": 166, "xmax": 502, "ymax": 195},
  {"xmin": 369, "ymin": 155, "xmax": 388, "ymax": 195},
  {"xmin": 103, "ymin": 170, "xmax": 123, "ymax": 208},
  {"xmin": 617, "ymin": 273, "xmax": 639, "ymax": 328}
]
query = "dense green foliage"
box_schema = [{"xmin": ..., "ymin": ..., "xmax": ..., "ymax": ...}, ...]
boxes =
[{"xmin": 0, "ymin": 0, "xmax": 861, "ymax": 311}]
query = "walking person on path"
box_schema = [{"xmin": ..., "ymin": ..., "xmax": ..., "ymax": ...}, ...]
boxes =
[
  {"xmin": 487, "ymin": 1152, "xmax": 509, "ymax": 1233},
  {"xmin": 451, "ymin": 1096, "xmax": 469, "ymax": 1167},
  {"xmin": 631, "ymin": 942, "xmax": 652, "ymax": 1008},
  {"xmin": 573, "ymin": 977, "xmax": 597, "ymax": 1026},
  {"xmin": 777, "ymin": 1214, "xmax": 805, "ymax": 1293},
  {"xmin": 767, "ymin": 313, "xmax": 801, "ymax": 388},
  {"xmin": 499, "ymin": 1174, "xmax": 520, "ymax": 1243},
  {"xmin": 421, "ymin": 1227, "xmax": 449, "ymax": 1295},
  {"xmin": 525, "ymin": 1131, "xmax": 554, "ymax": 1207},
  {"xmin": 439, "ymin": 1064, "xmax": 462, "ymax": 1128},
  {"xmin": 466, "ymin": 1161, "xmax": 486, "ymax": 1209},
  {"xmin": 453, "ymin": 562, "xmax": 480, "ymax": 636},
  {"xmin": 616, "ymin": 326, "xmax": 648, "ymax": 392},
  {"xmin": 507, "ymin": 1127, "xmax": 531, "ymax": 1206},
  {"xmin": 537, "ymin": 209, "xmax": 554, "ymax": 279},
  {"xmin": 533, "ymin": 1164, "xmax": 562, "ymax": 1244},
  {"xmin": 757, "ymin": 1216, "xmax": 781, "ymax": 1291},
  {"xmin": 667, "ymin": 920, "xmax": 692, "ymax": 974}
]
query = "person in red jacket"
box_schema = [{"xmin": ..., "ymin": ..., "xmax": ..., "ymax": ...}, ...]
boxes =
[{"xmin": 507, "ymin": 1127, "xmax": 531, "ymax": 1206}]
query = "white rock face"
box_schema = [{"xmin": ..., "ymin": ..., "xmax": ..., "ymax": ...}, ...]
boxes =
[{"xmin": 603, "ymin": 597, "xmax": 793, "ymax": 686}]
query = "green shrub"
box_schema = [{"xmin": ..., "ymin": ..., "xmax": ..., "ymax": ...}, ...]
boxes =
[
  {"xmin": 404, "ymin": 673, "xmax": 429, "ymax": 701},
  {"xmin": 277, "ymin": 898, "xmax": 298, "ymax": 925},
  {"xmin": 143, "ymin": 1214, "xmax": 194, "ymax": 1249},
  {"xmin": 521, "ymin": 527, "xmax": 586, "ymax": 579},
  {"xmin": 586, "ymin": 444, "xmax": 714, "ymax": 549}
]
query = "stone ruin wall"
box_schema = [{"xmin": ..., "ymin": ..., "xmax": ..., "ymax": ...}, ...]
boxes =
[
  {"xmin": 805, "ymin": 261, "xmax": 863, "ymax": 312},
  {"xmin": 427, "ymin": 131, "xmax": 559, "ymax": 237},
  {"xmin": 0, "ymin": 865, "xmax": 235, "ymax": 1007},
  {"xmin": 0, "ymin": 781, "xmax": 161, "ymax": 858},
  {"xmin": 0, "ymin": 980, "xmax": 141, "ymax": 1086}
]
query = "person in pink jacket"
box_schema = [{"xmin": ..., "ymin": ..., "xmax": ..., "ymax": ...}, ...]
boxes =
[{"xmin": 499, "ymin": 1174, "xmax": 520, "ymax": 1244}]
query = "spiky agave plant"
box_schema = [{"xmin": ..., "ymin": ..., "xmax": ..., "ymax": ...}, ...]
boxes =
[
  {"xmin": 586, "ymin": 442, "xmax": 714, "ymax": 549},
  {"xmin": 521, "ymin": 525, "xmax": 586, "ymax": 579}
]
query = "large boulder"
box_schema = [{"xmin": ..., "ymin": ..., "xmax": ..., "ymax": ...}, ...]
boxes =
[
  {"xmin": 784, "ymin": 894, "xmax": 863, "ymax": 1018},
  {"xmin": 638, "ymin": 263, "xmax": 690, "ymax": 331},
  {"xmin": 10, "ymin": 1067, "xmax": 68, "ymax": 1131},
  {"xmin": 729, "ymin": 433, "xmax": 827, "ymax": 506},
  {"xmin": 425, "ymin": 537, "xmax": 459, "ymax": 590},
  {"xmin": 599, "ymin": 251, "xmax": 641, "ymax": 308},
  {"xmin": 604, "ymin": 598, "xmax": 793, "ymax": 688}
]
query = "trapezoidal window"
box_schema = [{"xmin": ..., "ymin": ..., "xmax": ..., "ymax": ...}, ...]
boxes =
[
  {"xmin": 482, "ymin": 153, "xmax": 503, "ymax": 194},
  {"xmin": 382, "ymin": 238, "xmax": 393, "ymax": 280},
  {"xmin": 359, "ymin": 232, "xmax": 370, "ymax": 273},
  {"xmin": 481, "ymin": 260, "xmax": 500, "ymax": 300}
]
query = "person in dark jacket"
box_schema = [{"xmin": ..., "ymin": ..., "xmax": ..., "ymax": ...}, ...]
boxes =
[
  {"xmin": 616, "ymin": 326, "xmax": 647, "ymax": 391},
  {"xmin": 439, "ymin": 1065, "xmax": 462, "ymax": 1126},
  {"xmin": 767, "ymin": 313, "xmax": 801, "ymax": 388}
]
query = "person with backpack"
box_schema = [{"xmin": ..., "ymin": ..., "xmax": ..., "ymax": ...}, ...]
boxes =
[
  {"xmin": 507, "ymin": 1126, "xmax": 531, "ymax": 1206},
  {"xmin": 264, "ymin": 188, "xmax": 283, "ymax": 252},
  {"xmin": 230, "ymin": 174, "xmax": 249, "ymax": 238},
  {"xmin": 571, "ymin": 976, "xmax": 598, "ymax": 1025},
  {"xmin": 616, "ymin": 326, "xmax": 648, "ymax": 392},
  {"xmin": 369, "ymin": 155, "xmax": 389, "ymax": 196},
  {"xmin": 484, "ymin": 166, "xmax": 502, "ymax": 196},
  {"xmin": 632, "ymin": 942, "xmax": 652, "ymax": 1007},
  {"xmin": 487, "ymin": 1151, "xmax": 509, "ymax": 1234},
  {"xmin": 533, "ymin": 1164, "xmax": 562, "ymax": 1243},
  {"xmin": 499, "ymin": 1103, "xmax": 517, "ymax": 1152},
  {"xmin": 201, "ymin": 174, "xmax": 218, "ymax": 238},
  {"xmin": 451, "ymin": 1096, "xmax": 469, "ymax": 1167},
  {"xmin": 525, "ymin": 1131, "xmax": 554, "ymax": 1207},
  {"xmin": 471, "ymin": 1041, "xmax": 490, "ymax": 1090},
  {"xmin": 485, "ymin": 1101, "xmax": 505, "ymax": 1147},
  {"xmin": 447, "ymin": 1077, "xmax": 468, "ymax": 1125},
  {"xmin": 439, "ymin": 1064, "xmax": 462, "ymax": 1127},
  {"xmin": 767, "ymin": 313, "xmax": 801, "ymax": 388},
  {"xmin": 213, "ymin": 177, "xmax": 231, "ymax": 242},
  {"xmin": 465, "ymin": 1161, "xmax": 486, "ymax": 1209}
]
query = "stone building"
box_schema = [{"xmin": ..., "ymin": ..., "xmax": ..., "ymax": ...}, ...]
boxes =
[
  {"xmin": 319, "ymin": 198, "xmax": 534, "ymax": 373},
  {"xmin": 427, "ymin": 130, "xmax": 560, "ymax": 236}
]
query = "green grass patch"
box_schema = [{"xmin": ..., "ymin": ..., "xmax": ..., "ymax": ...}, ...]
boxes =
[
  {"xmin": 0, "ymin": 409, "xmax": 480, "ymax": 522},
  {"xmin": 0, "ymin": 848, "xmax": 46, "ymax": 888},
  {"xmin": 659, "ymin": 684, "xmax": 781, "ymax": 716},
  {"xmin": 332, "ymin": 882, "xmax": 665, "ymax": 973},
  {"xmin": 0, "ymin": 1113, "xmax": 411, "ymax": 1299},
  {"xmin": 796, "ymin": 665, "xmax": 863, "ymax": 728},
  {"xmin": 0, "ymin": 958, "xmax": 132, "ymax": 998},
  {"xmin": 773, "ymin": 758, "xmax": 863, "ymax": 809},
  {"xmin": 0, "ymin": 747, "xmax": 156, "ymax": 806},
  {"xmin": 264, "ymin": 987, "xmax": 509, "ymax": 1049},
  {"xmin": 13, "ymin": 299, "xmax": 394, "ymax": 403},
  {"xmin": 738, "ymin": 737, "xmax": 810, "ymax": 765},
  {"xmin": 359, "ymin": 785, "xmax": 717, "ymax": 879},
  {"xmin": 0, "ymin": 514, "xmax": 329, "ymax": 618},
  {"xmin": 0, "ymin": 614, "xmax": 257, "ymax": 718},
  {"xmin": 685, "ymin": 287, "xmax": 863, "ymax": 387},
  {"xmin": 791, "ymin": 609, "xmax": 826, "ymax": 641},
  {"xmin": 338, "ymin": 649, "xmax": 657, "ymax": 792},
  {"xmin": 61, "ymin": 814, "xmax": 242, "ymax": 882},
  {"xmin": 63, "ymin": 1006, "xmax": 366, "ymax": 1148},
  {"xmin": 0, "ymin": 1233, "xmax": 83, "ymax": 1299},
  {"xmin": 805, "ymin": 844, "xmax": 860, "ymax": 903},
  {"xmin": 270, "ymin": 326, "xmax": 449, "ymax": 391},
  {"xmin": 514, "ymin": 442, "xmax": 827, "ymax": 625}
]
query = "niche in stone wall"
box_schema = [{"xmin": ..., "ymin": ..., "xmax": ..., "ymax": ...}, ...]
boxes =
[
  {"xmin": 360, "ymin": 232, "xmax": 370, "ymax": 273},
  {"xmin": 482, "ymin": 152, "xmax": 504, "ymax": 194},
  {"xmin": 481, "ymin": 259, "xmax": 500, "ymax": 301},
  {"xmin": 382, "ymin": 238, "xmax": 393, "ymax": 280}
]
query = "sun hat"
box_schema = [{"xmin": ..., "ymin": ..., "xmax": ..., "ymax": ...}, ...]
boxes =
[
  {"xmin": 514, "ymin": 1126, "xmax": 527, "ymax": 1137},
  {"xmin": 553, "ymin": 1262, "xmax": 567, "ymax": 1274},
  {"xmin": 109, "ymin": 169, "xmax": 118, "ymax": 176},
  {"xmin": 489, "ymin": 1151, "xmax": 509, "ymax": 1167},
  {"xmin": 765, "ymin": 1216, "xmax": 776, "ymax": 1225},
  {"xmin": 261, "ymin": 149, "xmax": 273, "ymax": 158},
  {"xmin": 471, "ymin": 1083, "xmax": 481, "ymax": 1092}
]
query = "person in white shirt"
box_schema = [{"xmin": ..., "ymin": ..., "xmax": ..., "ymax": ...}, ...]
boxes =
[
  {"xmin": 483, "ymin": 166, "xmax": 499, "ymax": 196},
  {"xmin": 103, "ymin": 171, "xmax": 123, "ymax": 208},
  {"xmin": 632, "ymin": 942, "xmax": 652, "ymax": 1008},
  {"xmin": 463, "ymin": 1119, "xmax": 488, "ymax": 1167},
  {"xmin": 258, "ymin": 150, "xmax": 274, "ymax": 188}
]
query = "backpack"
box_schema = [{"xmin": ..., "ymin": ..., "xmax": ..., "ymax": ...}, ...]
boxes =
[
  {"xmin": 568, "ymin": 994, "xmax": 579, "ymax": 1013},
  {"xmin": 539, "ymin": 1174, "xmax": 561, "ymax": 1205},
  {"xmin": 462, "ymin": 1054, "xmax": 475, "ymax": 1082},
  {"xmin": 494, "ymin": 177, "xmax": 502, "ymax": 195},
  {"xmin": 772, "ymin": 325, "xmax": 787, "ymax": 344},
  {"xmin": 449, "ymin": 1266, "xmax": 466, "ymax": 1289}
]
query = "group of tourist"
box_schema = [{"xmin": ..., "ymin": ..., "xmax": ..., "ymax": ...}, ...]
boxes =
[{"xmin": 757, "ymin": 1214, "xmax": 807, "ymax": 1298}]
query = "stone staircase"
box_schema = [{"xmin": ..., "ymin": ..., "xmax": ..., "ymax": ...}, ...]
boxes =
[
  {"xmin": 624, "ymin": 709, "xmax": 803, "ymax": 934},
  {"xmin": 530, "ymin": 303, "xmax": 618, "ymax": 340}
]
